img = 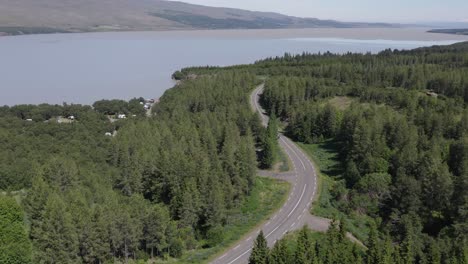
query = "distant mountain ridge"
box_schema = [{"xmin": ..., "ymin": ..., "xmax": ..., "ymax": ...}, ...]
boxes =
[{"xmin": 0, "ymin": 0, "xmax": 396, "ymax": 35}]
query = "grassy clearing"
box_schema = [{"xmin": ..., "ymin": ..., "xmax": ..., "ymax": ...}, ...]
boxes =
[
  {"xmin": 297, "ymin": 140, "xmax": 371, "ymax": 242},
  {"xmin": 175, "ymin": 177, "xmax": 290, "ymax": 263},
  {"xmin": 324, "ymin": 96, "xmax": 354, "ymax": 110}
]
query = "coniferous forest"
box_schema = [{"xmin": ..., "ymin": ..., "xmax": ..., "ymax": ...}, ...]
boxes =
[
  {"xmin": 1, "ymin": 42, "xmax": 468, "ymax": 263},
  {"xmin": 247, "ymin": 42, "xmax": 468, "ymax": 263},
  {"xmin": 1, "ymin": 72, "xmax": 265, "ymax": 263}
]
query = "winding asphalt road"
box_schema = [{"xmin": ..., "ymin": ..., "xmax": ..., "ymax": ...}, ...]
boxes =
[{"xmin": 210, "ymin": 84, "xmax": 324, "ymax": 264}]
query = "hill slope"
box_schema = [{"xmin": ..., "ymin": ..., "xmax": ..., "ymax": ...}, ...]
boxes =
[{"xmin": 0, "ymin": 0, "xmax": 394, "ymax": 35}]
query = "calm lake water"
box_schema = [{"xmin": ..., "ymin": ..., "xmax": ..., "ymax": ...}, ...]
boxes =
[{"xmin": 1, "ymin": 28, "xmax": 467, "ymax": 105}]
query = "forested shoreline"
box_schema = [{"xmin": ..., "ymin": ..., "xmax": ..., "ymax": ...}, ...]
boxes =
[
  {"xmin": 0, "ymin": 71, "xmax": 271, "ymax": 263},
  {"xmin": 1, "ymin": 42, "xmax": 468, "ymax": 264},
  {"xmin": 177, "ymin": 42, "xmax": 468, "ymax": 263}
]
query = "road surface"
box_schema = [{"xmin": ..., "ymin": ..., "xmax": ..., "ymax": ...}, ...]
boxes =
[{"xmin": 210, "ymin": 84, "xmax": 322, "ymax": 264}]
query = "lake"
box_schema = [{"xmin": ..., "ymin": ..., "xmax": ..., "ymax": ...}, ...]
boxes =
[{"xmin": 1, "ymin": 28, "xmax": 467, "ymax": 105}]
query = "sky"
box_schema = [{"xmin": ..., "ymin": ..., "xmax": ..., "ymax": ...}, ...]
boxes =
[{"xmin": 169, "ymin": 0, "xmax": 468, "ymax": 23}]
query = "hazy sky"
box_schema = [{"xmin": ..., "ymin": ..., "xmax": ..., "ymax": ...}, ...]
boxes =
[{"xmin": 170, "ymin": 0, "xmax": 468, "ymax": 23}]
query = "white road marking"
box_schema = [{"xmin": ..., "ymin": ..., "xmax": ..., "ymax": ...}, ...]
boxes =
[
  {"xmin": 227, "ymin": 249, "xmax": 252, "ymax": 264},
  {"xmin": 281, "ymin": 138, "xmax": 307, "ymax": 171},
  {"xmin": 225, "ymin": 86, "xmax": 319, "ymax": 264},
  {"xmin": 266, "ymin": 225, "xmax": 281, "ymax": 238},
  {"xmin": 288, "ymin": 184, "xmax": 307, "ymax": 218}
]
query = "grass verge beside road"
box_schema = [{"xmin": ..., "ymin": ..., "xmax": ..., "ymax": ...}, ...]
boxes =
[
  {"xmin": 297, "ymin": 140, "xmax": 371, "ymax": 242},
  {"xmin": 175, "ymin": 177, "xmax": 290, "ymax": 263},
  {"xmin": 276, "ymin": 146, "xmax": 291, "ymax": 172}
]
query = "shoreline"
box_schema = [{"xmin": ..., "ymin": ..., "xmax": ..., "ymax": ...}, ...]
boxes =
[
  {"xmin": 1, "ymin": 29, "xmax": 466, "ymax": 106},
  {"xmin": 2, "ymin": 27, "xmax": 468, "ymax": 41}
]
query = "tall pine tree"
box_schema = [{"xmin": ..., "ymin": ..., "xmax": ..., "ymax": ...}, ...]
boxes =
[
  {"xmin": 0, "ymin": 195, "xmax": 32, "ymax": 264},
  {"xmin": 249, "ymin": 231, "xmax": 269, "ymax": 264}
]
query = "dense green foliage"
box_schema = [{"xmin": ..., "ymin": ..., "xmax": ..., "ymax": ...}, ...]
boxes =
[
  {"xmin": 92, "ymin": 98, "xmax": 146, "ymax": 116},
  {"xmin": 0, "ymin": 103, "xmax": 114, "ymax": 191},
  {"xmin": 260, "ymin": 113, "xmax": 279, "ymax": 169},
  {"xmin": 254, "ymin": 222, "xmax": 467, "ymax": 264},
  {"xmin": 0, "ymin": 71, "xmax": 264, "ymax": 262},
  {"xmin": 249, "ymin": 223, "xmax": 364, "ymax": 264},
  {"xmin": 256, "ymin": 42, "xmax": 468, "ymax": 262},
  {"xmin": 0, "ymin": 195, "xmax": 32, "ymax": 264},
  {"xmin": 2, "ymin": 41, "xmax": 468, "ymax": 263},
  {"xmin": 249, "ymin": 231, "xmax": 269, "ymax": 264}
]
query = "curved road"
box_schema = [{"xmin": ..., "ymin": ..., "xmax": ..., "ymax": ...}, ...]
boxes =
[{"xmin": 210, "ymin": 84, "xmax": 322, "ymax": 264}]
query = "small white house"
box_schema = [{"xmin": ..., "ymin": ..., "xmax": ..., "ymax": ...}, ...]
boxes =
[
  {"xmin": 68, "ymin": 115, "xmax": 75, "ymax": 120},
  {"xmin": 117, "ymin": 114, "xmax": 126, "ymax": 119},
  {"xmin": 105, "ymin": 132, "xmax": 112, "ymax": 136},
  {"xmin": 26, "ymin": 119, "xmax": 33, "ymax": 122}
]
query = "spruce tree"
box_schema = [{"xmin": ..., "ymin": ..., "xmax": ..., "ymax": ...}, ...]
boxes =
[
  {"xmin": 24, "ymin": 175, "xmax": 50, "ymax": 241},
  {"xmin": 270, "ymin": 239, "xmax": 289, "ymax": 264},
  {"xmin": 427, "ymin": 240, "xmax": 441, "ymax": 264},
  {"xmin": 381, "ymin": 233, "xmax": 395, "ymax": 264},
  {"xmin": 34, "ymin": 194, "xmax": 79, "ymax": 263},
  {"xmin": 42, "ymin": 157, "xmax": 79, "ymax": 193},
  {"xmin": 249, "ymin": 231, "xmax": 269, "ymax": 264},
  {"xmin": 86, "ymin": 206, "xmax": 110, "ymax": 263},
  {"xmin": 144, "ymin": 204, "xmax": 169, "ymax": 258},
  {"xmin": 338, "ymin": 217, "xmax": 347, "ymax": 243},
  {"xmin": 261, "ymin": 136, "xmax": 276, "ymax": 169},
  {"xmin": 295, "ymin": 226, "xmax": 313, "ymax": 264},
  {"xmin": 366, "ymin": 223, "xmax": 381, "ymax": 264},
  {"xmin": 261, "ymin": 113, "xmax": 279, "ymax": 169},
  {"xmin": 324, "ymin": 219, "xmax": 340, "ymax": 264},
  {"xmin": 0, "ymin": 195, "xmax": 32, "ymax": 264},
  {"xmin": 401, "ymin": 224, "xmax": 415, "ymax": 264}
]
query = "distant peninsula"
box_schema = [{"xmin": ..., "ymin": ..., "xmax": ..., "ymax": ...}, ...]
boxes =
[{"xmin": 429, "ymin": 28, "xmax": 468, "ymax": 35}]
